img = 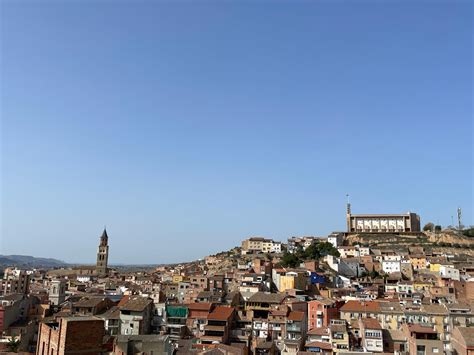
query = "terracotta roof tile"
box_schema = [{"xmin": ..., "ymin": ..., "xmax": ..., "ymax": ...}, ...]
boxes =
[
  {"xmin": 288, "ymin": 311, "xmax": 305, "ymax": 322},
  {"xmin": 208, "ymin": 306, "xmax": 235, "ymax": 321},
  {"xmin": 361, "ymin": 318, "xmax": 382, "ymax": 329},
  {"xmin": 120, "ymin": 296, "xmax": 153, "ymax": 312},
  {"xmin": 340, "ymin": 300, "xmax": 381, "ymax": 313},
  {"xmin": 307, "ymin": 327, "xmax": 329, "ymax": 336},
  {"xmin": 305, "ymin": 341, "xmax": 333, "ymax": 350}
]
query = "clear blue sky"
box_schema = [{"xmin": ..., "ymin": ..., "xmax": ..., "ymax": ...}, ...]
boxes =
[{"xmin": 1, "ymin": 1, "xmax": 472, "ymax": 264}]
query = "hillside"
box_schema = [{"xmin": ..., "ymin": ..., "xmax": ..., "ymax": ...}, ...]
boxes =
[
  {"xmin": 0, "ymin": 255, "xmax": 67, "ymax": 268},
  {"xmin": 345, "ymin": 230, "xmax": 474, "ymax": 254}
]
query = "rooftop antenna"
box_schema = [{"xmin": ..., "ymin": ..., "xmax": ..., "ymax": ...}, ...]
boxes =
[
  {"xmin": 457, "ymin": 207, "xmax": 462, "ymax": 230},
  {"xmin": 346, "ymin": 194, "xmax": 351, "ymax": 215}
]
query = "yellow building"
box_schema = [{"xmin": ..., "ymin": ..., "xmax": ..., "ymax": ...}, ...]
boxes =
[
  {"xmin": 409, "ymin": 256, "xmax": 427, "ymax": 270},
  {"xmin": 413, "ymin": 281, "xmax": 431, "ymax": 292},
  {"xmin": 279, "ymin": 275, "xmax": 295, "ymax": 292},
  {"xmin": 276, "ymin": 271, "xmax": 307, "ymax": 292},
  {"xmin": 429, "ymin": 263, "xmax": 441, "ymax": 272},
  {"xmin": 173, "ymin": 275, "xmax": 184, "ymax": 283},
  {"xmin": 330, "ymin": 321, "xmax": 350, "ymax": 353}
]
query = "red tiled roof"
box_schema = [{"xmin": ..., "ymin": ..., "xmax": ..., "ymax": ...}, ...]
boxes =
[
  {"xmin": 361, "ymin": 318, "xmax": 382, "ymax": 330},
  {"xmin": 340, "ymin": 300, "xmax": 381, "ymax": 313},
  {"xmin": 288, "ymin": 311, "xmax": 305, "ymax": 321},
  {"xmin": 117, "ymin": 295, "xmax": 129, "ymax": 307},
  {"xmin": 307, "ymin": 327, "xmax": 329, "ymax": 336},
  {"xmin": 208, "ymin": 306, "xmax": 235, "ymax": 321},
  {"xmin": 305, "ymin": 341, "xmax": 333, "ymax": 350}
]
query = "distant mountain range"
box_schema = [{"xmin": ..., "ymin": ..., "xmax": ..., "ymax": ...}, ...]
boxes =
[{"xmin": 0, "ymin": 255, "xmax": 68, "ymax": 268}]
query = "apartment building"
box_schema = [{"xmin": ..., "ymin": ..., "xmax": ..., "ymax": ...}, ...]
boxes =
[
  {"xmin": 402, "ymin": 324, "xmax": 443, "ymax": 355},
  {"xmin": 241, "ymin": 237, "xmax": 280, "ymax": 254},
  {"xmin": 119, "ymin": 296, "xmax": 154, "ymax": 335},
  {"xmin": 0, "ymin": 269, "xmax": 30, "ymax": 296},
  {"xmin": 307, "ymin": 298, "xmax": 342, "ymax": 330},
  {"xmin": 359, "ymin": 318, "xmax": 383, "ymax": 352}
]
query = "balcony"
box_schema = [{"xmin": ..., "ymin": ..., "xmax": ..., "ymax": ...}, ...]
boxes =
[
  {"xmin": 253, "ymin": 323, "xmax": 269, "ymax": 330},
  {"xmin": 286, "ymin": 324, "xmax": 302, "ymax": 332},
  {"xmin": 204, "ymin": 325, "xmax": 226, "ymax": 332}
]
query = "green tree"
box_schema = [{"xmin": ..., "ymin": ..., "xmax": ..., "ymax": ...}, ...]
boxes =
[
  {"xmin": 280, "ymin": 252, "xmax": 301, "ymax": 268},
  {"xmin": 434, "ymin": 225, "xmax": 442, "ymax": 232},
  {"xmin": 303, "ymin": 242, "xmax": 340, "ymax": 259}
]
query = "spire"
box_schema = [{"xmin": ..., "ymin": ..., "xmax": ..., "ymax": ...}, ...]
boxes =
[{"xmin": 100, "ymin": 227, "xmax": 108, "ymax": 246}]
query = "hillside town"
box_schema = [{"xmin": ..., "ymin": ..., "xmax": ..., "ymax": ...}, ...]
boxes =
[{"xmin": 1, "ymin": 209, "xmax": 473, "ymax": 355}]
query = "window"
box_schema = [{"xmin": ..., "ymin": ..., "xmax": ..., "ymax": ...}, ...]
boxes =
[{"xmin": 416, "ymin": 345, "xmax": 425, "ymax": 355}]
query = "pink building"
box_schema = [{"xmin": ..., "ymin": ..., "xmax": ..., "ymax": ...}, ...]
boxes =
[{"xmin": 307, "ymin": 298, "xmax": 342, "ymax": 330}]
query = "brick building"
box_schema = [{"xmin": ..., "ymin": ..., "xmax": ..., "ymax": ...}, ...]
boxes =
[{"xmin": 36, "ymin": 316, "xmax": 105, "ymax": 355}]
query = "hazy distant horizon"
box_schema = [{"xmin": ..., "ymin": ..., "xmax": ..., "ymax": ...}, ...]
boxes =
[{"xmin": 2, "ymin": 2, "xmax": 472, "ymax": 264}]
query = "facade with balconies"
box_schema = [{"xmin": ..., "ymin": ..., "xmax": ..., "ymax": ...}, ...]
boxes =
[{"xmin": 200, "ymin": 306, "xmax": 235, "ymax": 345}]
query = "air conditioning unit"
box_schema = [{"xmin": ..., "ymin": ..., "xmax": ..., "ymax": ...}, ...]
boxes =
[{"xmin": 287, "ymin": 320, "xmax": 293, "ymax": 324}]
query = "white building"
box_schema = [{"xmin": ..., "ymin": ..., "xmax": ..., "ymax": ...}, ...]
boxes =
[
  {"xmin": 384, "ymin": 255, "xmax": 402, "ymax": 261},
  {"xmin": 77, "ymin": 275, "xmax": 91, "ymax": 283},
  {"xmin": 440, "ymin": 265, "xmax": 460, "ymax": 281},
  {"xmin": 270, "ymin": 242, "xmax": 282, "ymax": 253},
  {"xmin": 382, "ymin": 260, "xmax": 401, "ymax": 274},
  {"xmin": 327, "ymin": 232, "xmax": 344, "ymax": 247},
  {"xmin": 49, "ymin": 279, "xmax": 66, "ymax": 306},
  {"xmin": 337, "ymin": 246, "xmax": 370, "ymax": 258}
]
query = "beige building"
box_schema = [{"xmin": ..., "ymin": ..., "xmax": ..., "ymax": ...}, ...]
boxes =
[
  {"xmin": 450, "ymin": 326, "xmax": 474, "ymax": 355},
  {"xmin": 346, "ymin": 209, "xmax": 421, "ymax": 233},
  {"xmin": 241, "ymin": 237, "xmax": 277, "ymax": 254},
  {"xmin": 402, "ymin": 324, "xmax": 443, "ymax": 355}
]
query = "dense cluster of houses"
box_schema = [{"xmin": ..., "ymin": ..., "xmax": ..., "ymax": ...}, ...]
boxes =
[{"xmin": 0, "ymin": 232, "xmax": 473, "ymax": 355}]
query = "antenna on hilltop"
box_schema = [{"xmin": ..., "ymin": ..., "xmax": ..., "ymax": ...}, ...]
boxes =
[{"xmin": 457, "ymin": 207, "xmax": 462, "ymax": 230}]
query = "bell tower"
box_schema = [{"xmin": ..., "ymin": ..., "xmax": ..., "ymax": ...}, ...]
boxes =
[{"xmin": 96, "ymin": 228, "xmax": 109, "ymax": 276}]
